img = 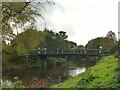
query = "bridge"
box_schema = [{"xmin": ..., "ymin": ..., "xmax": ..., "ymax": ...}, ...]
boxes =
[{"xmin": 28, "ymin": 48, "xmax": 110, "ymax": 58}]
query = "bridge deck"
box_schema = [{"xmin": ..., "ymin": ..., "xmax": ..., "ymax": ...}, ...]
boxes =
[{"xmin": 28, "ymin": 49, "xmax": 110, "ymax": 57}]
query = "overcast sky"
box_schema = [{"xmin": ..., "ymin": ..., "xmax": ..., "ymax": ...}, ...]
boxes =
[{"xmin": 36, "ymin": 0, "xmax": 119, "ymax": 45}]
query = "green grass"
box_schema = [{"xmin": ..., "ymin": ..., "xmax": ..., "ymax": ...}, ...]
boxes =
[{"xmin": 52, "ymin": 55, "xmax": 119, "ymax": 88}]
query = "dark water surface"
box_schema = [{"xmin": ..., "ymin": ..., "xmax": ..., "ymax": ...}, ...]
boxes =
[{"xmin": 3, "ymin": 58, "xmax": 96, "ymax": 86}]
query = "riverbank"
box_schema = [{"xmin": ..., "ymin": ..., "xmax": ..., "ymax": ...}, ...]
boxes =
[{"xmin": 52, "ymin": 55, "xmax": 119, "ymax": 88}]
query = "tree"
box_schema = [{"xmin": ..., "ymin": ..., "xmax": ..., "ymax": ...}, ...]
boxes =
[
  {"xmin": 44, "ymin": 29, "xmax": 70, "ymax": 50},
  {"xmin": 101, "ymin": 37, "xmax": 114, "ymax": 49},
  {"xmin": 59, "ymin": 31, "xmax": 68, "ymax": 40},
  {"xmin": 2, "ymin": 1, "xmax": 55, "ymax": 36},
  {"xmin": 86, "ymin": 37, "xmax": 102, "ymax": 49},
  {"xmin": 86, "ymin": 37, "xmax": 114, "ymax": 50},
  {"xmin": 11, "ymin": 28, "xmax": 46, "ymax": 56},
  {"xmin": 77, "ymin": 45, "xmax": 85, "ymax": 49},
  {"xmin": 110, "ymin": 41, "xmax": 118, "ymax": 53},
  {"xmin": 67, "ymin": 41, "xmax": 77, "ymax": 49},
  {"xmin": 105, "ymin": 31, "xmax": 117, "ymax": 41},
  {"xmin": 86, "ymin": 31, "xmax": 116, "ymax": 50}
]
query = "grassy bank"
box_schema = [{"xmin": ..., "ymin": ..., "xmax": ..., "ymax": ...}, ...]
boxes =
[{"xmin": 52, "ymin": 55, "xmax": 119, "ymax": 88}]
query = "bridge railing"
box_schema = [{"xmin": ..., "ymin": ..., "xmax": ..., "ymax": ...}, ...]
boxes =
[
  {"xmin": 29, "ymin": 48, "xmax": 110, "ymax": 55},
  {"xmin": 37, "ymin": 49, "xmax": 99, "ymax": 54}
]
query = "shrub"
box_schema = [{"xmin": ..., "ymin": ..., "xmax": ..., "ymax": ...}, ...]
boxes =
[
  {"xmin": 1, "ymin": 80, "xmax": 13, "ymax": 88},
  {"xmin": 77, "ymin": 74, "xmax": 95, "ymax": 88},
  {"xmin": 114, "ymin": 52, "xmax": 118, "ymax": 58}
]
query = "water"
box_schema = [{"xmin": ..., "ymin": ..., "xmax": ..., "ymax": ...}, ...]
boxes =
[
  {"xmin": 3, "ymin": 58, "xmax": 96, "ymax": 86},
  {"xmin": 69, "ymin": 67, "xmax": 86, "ymax": 77}
]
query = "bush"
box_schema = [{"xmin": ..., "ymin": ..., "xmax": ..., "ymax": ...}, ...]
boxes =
[
  {"xmin": 1, "ymin": 80, "xmax": 13, "ymax": 88},
  {"xmin": 77, "ymin": 74, "xmax": 95, "ymax": 88},
  {"xmin": 114, "ymin": 52, "xmax": 118, "ymax": 58},
  {"xmin": 13, "ymin": 77, "xmax": 24, "ymax": 88}
]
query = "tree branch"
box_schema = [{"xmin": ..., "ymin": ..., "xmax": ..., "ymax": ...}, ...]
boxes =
[{"xmin": 18, "ymin": 2, "xmax": 31, "ymax": 14}]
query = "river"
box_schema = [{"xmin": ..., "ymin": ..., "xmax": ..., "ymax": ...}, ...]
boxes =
[{"xmin": 3, "ymin": 57, "xmax": 96, "ymax": 86}]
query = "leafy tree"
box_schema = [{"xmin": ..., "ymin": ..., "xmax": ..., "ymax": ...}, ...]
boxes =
[
  {"xmin": 44, "ymin": 29, "xmax": 70, "ymax": 51},
  {"xmin": 106, "ymin": 31, "xmax": 117, "ymax": 40},
  {"xmin": 67, "ymin": 41, "xmax": 77, "ymax": 49},
  {"xmin": 101, "ymin": 37, "xmax": 114, "ymax": 49},
  {"xmin": 2, "ymin": 1, "xmax": 54, "ymax": 36},
  {"xmin": 86, "ymin": 37, "xmax": 115, "ymax": 50},
  {"xmin": 59, "ymin": 31, "xmax": 68, "ymax": 40},
  {"xmin": 77, "ymin": 45, "xmax": 85, "ymax": 49},
  {"xmin": 86, "ymin": 31, "xmax": 116, "ymax": 50},
  {"xmin": 2, "ymin": 41, "xmax": 13, "ymax": 54},
  {"xmin": 110, "ymin": 41, "xmax": 118, "ymax": 53},
  {"xmin": 11, "ymin": 28, "xmax": 46, "ymax": 56},
  {"xmin": 86, "ymin": 37, "xmax": 102, "ymax": 49}
]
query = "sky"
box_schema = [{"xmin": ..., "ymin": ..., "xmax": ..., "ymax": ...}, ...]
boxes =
[{"xmin": 36, "ymin": 0, "xmax": 119, "ymax": 45}]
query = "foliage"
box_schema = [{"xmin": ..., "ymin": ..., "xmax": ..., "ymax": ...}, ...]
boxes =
[
  {"xmin": 1, "ymin": 80, "xmax": 13, "ymax": 88},
  {"xmin": 86, "ymin": 31, "xmax": 117, "ymax": 54},
  {"xmin": 86, "ymin": 37, "xmax": 115, "ymax": 50},
  {"xmin": 105, "ymin": 30, "xmax": 117, "ymax": 40},
  {"xmin": 44, "ymin": 29, "xmax": 71, "ymax": 50},
  {"xmin": 101, "ymin": 37, "xmax": 115, "ymax": 49},
  {"xmin": 52, "ymin": 56, "xmax": 118, "ymax": 88},
  {"xmin": 1, "ymin": 77, "xmax": 47, "ymax": 88},
  {"xmin": 110, "ymin": 41, "xmax": 118, "ymax": 54},
  {"xmin": 2, "ymin": 1, "xmax": 54, "ymax": 35},
  {"xmin": 86, "ymin": 37, "xmax": 102, "ymax": 49},
  {"xmin": 3, "ymin": 28, "xmax": 75, "ymax": 68},
  {"xmin": 78, "ymin": 74, "xmax": 96, "ymax": 88},
  {"xmin": 13, "ymin": 77, "xmax": 23, "ymax": 88},
  {"xmin": 109, "ymin": 40, "xmax": 119, "ymax": 54},
  {"xmin": 10, "ymin": 28, "xmax": 45, "ymax": 56},
  {"xmin": 67, "ymin": 41, "xmax": 77, "ymax": 49},
  {"xmin": 59, "ymin": 31, "xmax": 68, "ymax": 40},
  {"xmin": 1, "ymin": 77, "xmax": 23, "ymax": 88},
  {"xmin": 113, "ymin": 52, "xmax": 119, "ymax": 58},
  {"xmin": 77, "ymin": 56, "xmax": 118, "ymax": 88},
  {"xmin": 2, "ymin": 41, "xmax": 14, "ymax": 54},
  {"xmin": 25, "ymin": 78, "xmax": 47, "ymax": 88},
  {"xmin": 9, "ymin": 28, "xmax": 72, "ymax": 57},
  {"xmin": 77, "ymin": 45, "xmax": 85, "ymax": 49}
]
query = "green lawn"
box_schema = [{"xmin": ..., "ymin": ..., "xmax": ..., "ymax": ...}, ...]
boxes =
[{"xmin": 52, "ymin": 55, "xmax": 119, "ymax": 88}]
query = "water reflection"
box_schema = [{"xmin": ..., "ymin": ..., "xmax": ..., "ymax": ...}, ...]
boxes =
[
  {"xmin": 3, "ymin": 58, "xmax": 96, "ymax": 86},
  {"xmin": 69, "ymin": 67, "xmax": 86, "ymax": 77}
]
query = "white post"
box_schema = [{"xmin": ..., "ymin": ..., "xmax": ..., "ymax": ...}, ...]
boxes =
[
  {"xmin": 99, "ymin": 46, "xmax": 102, "ymax": 54},
  {"xmin": 38, "ymin": 47, "xmax": 40, "ymax": 54}
]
